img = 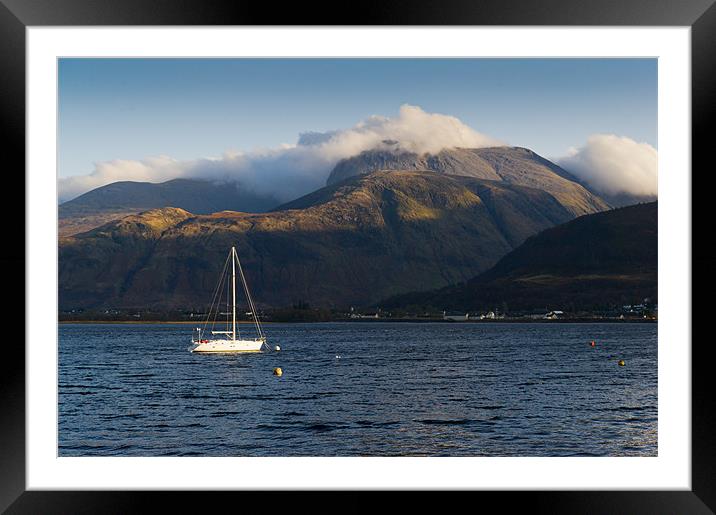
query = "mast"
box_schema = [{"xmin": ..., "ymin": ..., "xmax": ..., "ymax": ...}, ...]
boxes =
[{"xmin": 231, "ymin": 246, "xmax": 236, "ymax": 341}]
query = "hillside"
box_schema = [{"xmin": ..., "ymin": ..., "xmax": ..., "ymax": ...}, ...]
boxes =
[
  {"xmin": 381, "ymin": 202, "xmax": 657, "ymax": 312},
  {"xmin": 58, "ymin": 178, "xmax": 280, "ymax": 236},
  {"xmin": 326, "ymin": 146, "xmax": 610, "ymax": 217},
  {"xmin": 59, "ymin": 171, "xmax": 580, "ymax": 311}
]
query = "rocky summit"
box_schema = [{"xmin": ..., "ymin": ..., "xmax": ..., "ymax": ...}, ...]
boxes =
[{"xmin": 327, "ymin": 146, "xmax": 610, "ymax": 217}]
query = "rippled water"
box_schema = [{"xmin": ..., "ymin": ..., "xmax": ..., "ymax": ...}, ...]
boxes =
[{"xmin": 58, "ymin": 322, "xmax": 657, "ymax": 456}]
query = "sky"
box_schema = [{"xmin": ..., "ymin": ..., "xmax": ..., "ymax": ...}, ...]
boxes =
[{"xmin": 58, "ymin": 58, "xmax": 658, "ymax": 201}]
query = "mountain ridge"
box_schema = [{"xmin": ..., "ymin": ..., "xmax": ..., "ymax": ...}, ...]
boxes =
[
  {"xmin": 59, "ymin": 170, "xmax": 582, "ymax": 310},
  {"xmin": 59, "ymin": 178, "xmax": 280, "ymax": 236},
  {"xmin": 58, "ymin": 146, "xmax": 611, "ymax": 237}
]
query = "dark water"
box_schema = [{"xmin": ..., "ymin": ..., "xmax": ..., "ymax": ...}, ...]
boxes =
[{"xmin": 59, "ymin": 322, "xmax": 657, "ymax": 457}]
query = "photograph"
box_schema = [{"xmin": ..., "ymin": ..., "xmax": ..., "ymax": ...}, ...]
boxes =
[
  {"xmin": 4, "ymin": 3, "xmax": 708, "ymax": 508},
  {"xmin": 57, "ymin": 57, "xmax": 659, "ymax": 458}
]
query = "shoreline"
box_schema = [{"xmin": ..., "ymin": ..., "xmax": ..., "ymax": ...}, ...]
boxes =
[{"xmin": 58, "ymin": 318, "xmax": 657, "ymax": 324}]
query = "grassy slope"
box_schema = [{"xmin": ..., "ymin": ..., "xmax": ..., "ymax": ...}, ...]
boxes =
[
  {"xmin": 58, "ymin": 178, "xmax": 280, "ymax": 236},
  {"xmin": 59, "ymin": 171, "xmax": 576, "ymax": 310},
  {"xmin": 381, "ymin": 202, "xmax": 657, "ymax": 312}
]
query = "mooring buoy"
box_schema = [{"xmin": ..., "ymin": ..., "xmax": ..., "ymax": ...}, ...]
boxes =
[
  {"xmin": 275, "ymin": 345, "xmax": 281, "ymax": 351},
  {"xmin": 618, "ymin": 360, "xmax": 625, "ymax": 367},
  {"xmin": 273, "ymin": 367, "xmax": 283, "ymax": 376}
]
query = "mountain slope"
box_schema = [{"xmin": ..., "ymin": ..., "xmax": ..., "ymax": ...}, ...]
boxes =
[
  {"xmin": 327, "ymin": 146, "xmax": 610, "ymax": 217},
  {"xmin": 59, "ymin": 178, "xmax": 280, "ymax": 236},
  {"xmin": 381, "ymin": 201, "xmax": 657, "ymax": 312},
  {"xmin": 59, "ymin": 171, "xmax": 578, "ymax": 310}
]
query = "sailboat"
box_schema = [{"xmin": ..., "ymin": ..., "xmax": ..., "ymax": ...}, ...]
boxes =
[{"xmin": 190, "ymin": 246, "xmax": 270, "ymax": 353}]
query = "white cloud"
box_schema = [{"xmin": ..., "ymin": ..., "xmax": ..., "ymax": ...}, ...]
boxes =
[
  {"xmin": 59, "ymin": 105, "xmax": 503, "ymax": 203},
  {"xmin": 557, "ymin": 134, "xmax": 658, "ymax": 197},
  {"xmin": 59, "ymin": 156, "xmax": 185, "ymax": 201}
]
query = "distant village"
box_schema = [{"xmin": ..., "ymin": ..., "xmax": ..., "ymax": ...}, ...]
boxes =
[
  {"xmin": 345, "ymin": 300, "xmax": 657, "ymax": 322},
  {"xmin": 59, "ymin": 299, "xmax": 657, "ymax": 323}
]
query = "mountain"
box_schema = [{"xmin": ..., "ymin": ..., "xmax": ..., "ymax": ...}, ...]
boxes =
[
  {"xmin": 58, "ymin": 146, "xmax": 610, "ymax": 238},
  {"xmin": 381, "ymin": 202, "xmax": 657, "ymax": 312},
  {"xmin": 326, "ymin": 146, "xmax": 610, "ymax": 217},
  {"xmin": 59, "ymin": 170, "xmax": 584, "ymax": 311},
  {"xmin": 58, "ymin": 178, "xmax": 281, "ymax": 236},
  {"xmin": 597, "ymin": 191, "xmax": 658, "ymax": 208}
]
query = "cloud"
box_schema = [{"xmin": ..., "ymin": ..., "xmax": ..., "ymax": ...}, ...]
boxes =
[
  {"xmin": 59, "ymin": 156, "xmax": 186, "ymax": 201},
  {"xmin": 557, "ymin": 134, "xmax": 658, "ymax": 197},
  {"xmin": 59, "ymin": 105, "xmax": 503, "ymax": 203}
]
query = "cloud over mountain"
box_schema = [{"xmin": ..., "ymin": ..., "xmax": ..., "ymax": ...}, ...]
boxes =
[
  {"xmin": 58, "ymin": 105, "xmax": 503, "ymax": 202},
  {"xmin": 557, "ymin": 134, "xmax": 658, "ymax": 197}
]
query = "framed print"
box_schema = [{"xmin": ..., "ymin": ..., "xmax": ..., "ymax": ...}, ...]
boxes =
[{"xmin": 3, "ymin": 0, "xmax": 713, "ymax": 512}]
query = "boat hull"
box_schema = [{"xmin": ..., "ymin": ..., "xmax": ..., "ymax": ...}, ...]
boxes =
[{"xmin": 191, "ymin": 338, "xmax": 264, "ymax": 353}]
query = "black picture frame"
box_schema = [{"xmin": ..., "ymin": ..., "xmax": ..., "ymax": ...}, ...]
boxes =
[{"xmin": 2, "ymin": 0, "xmax": 712, "ymax": 512}]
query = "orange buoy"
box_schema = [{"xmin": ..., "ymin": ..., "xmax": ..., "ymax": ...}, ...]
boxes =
[{"xmin": 590, "ymin": 341, "xmax": 596, "ymax": 347}]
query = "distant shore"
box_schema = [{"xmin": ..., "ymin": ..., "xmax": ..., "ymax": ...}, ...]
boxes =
[{"xmin": 58, "ymin": 318, "xmax": 656, "ymax": 324}]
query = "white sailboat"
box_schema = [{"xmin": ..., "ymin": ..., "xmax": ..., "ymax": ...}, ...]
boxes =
[{"xmin": 190, "ymin": 246, "xmax": 269, "ymax": 353}]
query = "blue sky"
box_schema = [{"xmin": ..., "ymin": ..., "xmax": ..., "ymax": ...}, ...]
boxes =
[{"xmin": 58, "ymin": 58, "xmax": 657, "ymax": 180}]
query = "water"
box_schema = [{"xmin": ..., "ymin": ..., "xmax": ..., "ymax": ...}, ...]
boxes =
[{"xmin": 59, "ymin": 322, "xmax": 657, "ymax": 457}]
